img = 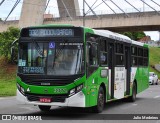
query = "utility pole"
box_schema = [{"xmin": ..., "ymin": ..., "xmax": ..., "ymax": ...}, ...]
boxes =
[
  {"xmin": 83, "ymin": 0, "xmax": 85, "ymax": 26},
  {"xmin": 159, "ymin": 31, "xmax": 160, "ymax": 41},
  {"xmin": 143, "ymin": 0, "xmax": 145, "ymax": 12}
]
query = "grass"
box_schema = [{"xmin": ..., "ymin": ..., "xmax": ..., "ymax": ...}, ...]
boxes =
[
  {"xmin": 0, "ymin": 78, "xmax": 16, "ymax": 97},
  {"xmin": 0, "ymin": 57, "xmax": 16, "ymax": 97},
  {"xmin": 149, "ymin": 47, "xmax": 160, "ymax": 66},
  {"xmin": 149, "ymin": 47, "xmax": 160, "ymax": 79}
]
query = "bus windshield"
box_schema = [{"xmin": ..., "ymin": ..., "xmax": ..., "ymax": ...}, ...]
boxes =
[{"xmin": 18, "ymin": 42, "xmax": 84, "ymax": 76}]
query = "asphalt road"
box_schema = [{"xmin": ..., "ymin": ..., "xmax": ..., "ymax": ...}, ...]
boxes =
[{"xmin": 0, "ymin": 84, "xmax": 160, "ymax": 122}]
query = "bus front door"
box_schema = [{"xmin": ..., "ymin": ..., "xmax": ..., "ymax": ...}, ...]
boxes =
[
  {"xmin": 108, "ymin": 43, "xmax": 115, "ymax": 99},
  {"xmin": 125, "ymin": 46, "xmax": 131, "ymax": 95}
]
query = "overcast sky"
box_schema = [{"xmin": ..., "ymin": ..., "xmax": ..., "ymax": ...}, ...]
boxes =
[{"xmin": 0, "ymin": 0, "xmax": 160, "ymax": 41}]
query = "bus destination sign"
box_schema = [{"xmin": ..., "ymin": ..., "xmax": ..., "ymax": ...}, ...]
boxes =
[{"xmin": 29, "ymin": 29, "xmax": 74, "ymax": 37}]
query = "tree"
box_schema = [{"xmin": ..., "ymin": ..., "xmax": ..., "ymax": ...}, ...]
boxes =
[
  {"xmin": 0, "ymin": 27, "xmax": 20, "ymax": 61},
  {"xmin": 121, "ymin": 32, "xmax": 146, "ymax": 41}
]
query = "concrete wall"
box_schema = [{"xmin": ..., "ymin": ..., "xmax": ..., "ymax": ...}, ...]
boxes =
[
  {"xmin": 1, "ymin": 12, "xmax": 160, "ymax": 32},
  {"xmin": 155, "ymin": 64, "xmax": 160, "ymax": 72},
  {"xmin": 16, "ymin": 0, "xmax": 80, "ymax": 28},
  {"xmin": 57, "ymin": 0, "xmax": 80, "ymax": 18},
  {"xmin": 44, "ymin": 12, "xmax": 160, "ymax": 31},
  {"xmin": 0, "ymin": 21, "xmax": 19, "ymax": 32},
  {"xmin": 19, "ymin": 0, "xmax": 47, "ymax": 28}
]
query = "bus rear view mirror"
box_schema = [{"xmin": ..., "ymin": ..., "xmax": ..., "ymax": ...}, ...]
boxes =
[{"xmin": 11, "ymin": 39, "xmax": 18, "ymax": 64}]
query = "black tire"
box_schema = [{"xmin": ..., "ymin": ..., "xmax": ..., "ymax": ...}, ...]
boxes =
[
  {"xmin": 38, "ymin": 105, "xmax": 51, "ymax": 111},
  {"xmin": 156, "ymin": 80, "xmax": 158, "ymax": 85},
  {"xmin": 152, "ymin": 80, "xmax": 154, "ymax": 85},
  {"xmin": 128, "ymin": 82, "xmax": 137, "ymax": 102},
  {"xmin": 92, "ymin": 86, "xmax": 105, "ymax": 113}
]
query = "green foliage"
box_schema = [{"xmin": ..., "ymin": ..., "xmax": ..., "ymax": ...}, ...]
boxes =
[
  {"xmin": 121, "ymin": 32, "xmax": 146, "ymax": 40},
  {"xmin": 0, "ymin": 27, "xmax": 20, "ymax": 61},
  {"xmin": 149, "ymin": 47, "xmax": 160, "ymax": 79},
  {"xmin": 149, "ymin": 47, "xmax": 160, "ymax": 66},
  {"xmin": 0, "ymin": 78, "xmax": 16, "ymax": 97},
  {"xmin": 0, "ymin": 58, "xmax": 16, "ymax": 97}
]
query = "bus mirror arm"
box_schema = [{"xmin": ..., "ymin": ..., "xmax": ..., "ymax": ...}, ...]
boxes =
[{"xmin": 11, "ymin": 39, "xmax": 18, "ymax": 64}]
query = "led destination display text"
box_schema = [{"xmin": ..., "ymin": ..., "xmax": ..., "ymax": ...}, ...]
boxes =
[{"xmin": 29, "ymin": 29, "xmax": 74, "ymax": 37}]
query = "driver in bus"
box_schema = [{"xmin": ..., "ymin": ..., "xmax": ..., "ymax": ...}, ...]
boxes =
[
  {"xmin": 101, "ymin": 52, "xmax": 106, "ymax": 64},
  {"xmin": 36, "ymin": 50, "xmax": 47, "ymax": 67},
  {"xmin": 53, "ymin": 55, "xmax": 63, "ymax": 68}
]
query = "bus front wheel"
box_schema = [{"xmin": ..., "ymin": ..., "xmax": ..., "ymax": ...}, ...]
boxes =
[
  {"xmin": 92, "ymin": 86, "xmax": 105, "ymax": 113},
  {"xmin": 38, "ymin": 105, "xmax": 51, "ymax": 111}
]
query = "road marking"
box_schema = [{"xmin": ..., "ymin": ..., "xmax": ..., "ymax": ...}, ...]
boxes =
[
  {"xmin": 154, "ymin": 96, "xmax": 160, "ymax": 99},
  {"xmin": 121, "ymin": 103, "xmax": 138, "ymax": 110},
  {"xmin": 0, "ymin": 96, "xmax": 15, "ymax": 100},
  {"xmin": 132, "ymin": 103, "xmax": 137, "ymax": 106},
  {"xmin": 0, "ymin": 98, "xmax": 5, "ymax": 100},
  {"xmin": 20, "ymin": 107, "xmax": 34, "ymax": 111}
]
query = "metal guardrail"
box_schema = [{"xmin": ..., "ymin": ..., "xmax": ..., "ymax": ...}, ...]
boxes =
[{"xmin": 155, "ymin": 64, "xmax": 160, "ymax": 72}]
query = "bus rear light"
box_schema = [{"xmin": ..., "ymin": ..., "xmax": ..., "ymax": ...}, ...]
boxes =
[{"xmin": 101, "ymin": 69, "xmax": 108, "ymax": 78}]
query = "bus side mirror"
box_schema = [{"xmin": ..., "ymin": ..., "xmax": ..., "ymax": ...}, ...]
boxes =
[{"xmin": 11, "ymin": 39, "xmax": 18, "ymax": 64}]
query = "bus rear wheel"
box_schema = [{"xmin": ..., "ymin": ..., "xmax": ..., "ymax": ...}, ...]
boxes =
[
  {"xmin": 156, "ymin": 79, "xmax": 158, "ymax": 85},
  {"xmin": 38, "ymin": 105, "xmax": 51, "ymax": 111},
  {"xmin": 128, "ymin": 82, "xmax": 137, "ymax": 102},
  {"xmin": 92, "ymin": 86, "xmax": 105, "ymax": 113}
]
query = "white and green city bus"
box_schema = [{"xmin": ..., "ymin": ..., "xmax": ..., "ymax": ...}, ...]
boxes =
[{"xmin": 13, "ymin": 24, "xmax": 149, "ymax": 113}]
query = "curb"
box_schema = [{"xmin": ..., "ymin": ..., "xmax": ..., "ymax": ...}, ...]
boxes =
[{"xmin": 0, "ymin": 96, "xmax": 16, "ymax": 100}]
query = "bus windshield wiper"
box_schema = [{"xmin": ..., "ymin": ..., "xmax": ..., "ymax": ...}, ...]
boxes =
[
  {"xmin": 53, "ymin": 40, "xmax": 68, "ymax": 68},
  {"xmin": 34, "ymin": 41, "xmax": 43, "ymax": 57},
  {"xmin": 75, "ymin": 45, "xmax": 82, "ymax": 74}
]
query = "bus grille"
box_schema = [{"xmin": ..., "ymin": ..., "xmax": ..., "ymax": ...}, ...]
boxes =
[
  {"xmin": 24, "ymin": 80, "xmax": 71, "ymax": 86},
  {"xmin": 26, "ymin": 93, "xmax": 68, "ymax": 102},
  {"xmin": 18, "ymin": 74, "xmax": 74, "ymax": 86}
]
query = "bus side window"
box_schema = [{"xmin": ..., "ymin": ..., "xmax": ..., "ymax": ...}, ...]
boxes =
[
  {"xmin": 87, "ymin": 42, "xmax": 98, "ymax": 66},
  {"xmin": 115, "ymin": 43, "xmax": 124, "ymax": 66},
  {"xmin": 100, "ymin": 39, "xmax": 107, "ymax": 66},
  {"xmin": 91, "ymin": 43, "xmax": 98, "ymax": 66},
  {"xmin": 86, "ymin": 43, "xmax": 90, "ymax": 65}
]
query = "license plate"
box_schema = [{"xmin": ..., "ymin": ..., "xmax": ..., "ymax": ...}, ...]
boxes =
[{"xmin": 40, "ymin": 98, "xmax": 51, "ymax": 103}]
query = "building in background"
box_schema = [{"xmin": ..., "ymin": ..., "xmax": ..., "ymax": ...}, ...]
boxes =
[
  {"xmin": 44, "ymin": 14, "xmax": 54, "ymax": 21},
  {"xmin": 139, "ymin": 36, "xmax": 160, "ymax": 47}
]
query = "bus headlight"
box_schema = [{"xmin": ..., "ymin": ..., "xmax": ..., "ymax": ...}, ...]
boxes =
[
  {"xmin": 69, "ymin": 84, "xmax": 83, "ymax": 97},
  {"xmin": 20, "ymin": 87, "xmax": 25, "ymax": 94},
  {"xmin": 76, "ymin": 84, "xmax": 83, "ymax": 92},
  {"xmin": 17, "ymin": 83, "xmax": 21, "ymax": 90},
  {"xmin": 69, "ymin": 88, "xmax": 75, "ymax": 96},
  {"xmin": 17, "ymin": 83, "xmax": 25, "ymax": 95}
]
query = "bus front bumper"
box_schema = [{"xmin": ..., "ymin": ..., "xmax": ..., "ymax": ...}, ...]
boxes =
[{"xmin": 16, "ymin": 89, "xmax": 85, "ymax": 107}]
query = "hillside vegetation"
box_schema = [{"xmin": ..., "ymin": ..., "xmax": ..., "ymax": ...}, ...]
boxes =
[
  {"xmin": 0, "ymin": 27, "xmax": 19, "ymax": 97},
  {"xmin": 0, "ymin": 57, "xmax": 16, "ymax": 97},
  {"xmin": 149, "ymin": 47, "xmax": 160, "ymax": 79}
]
